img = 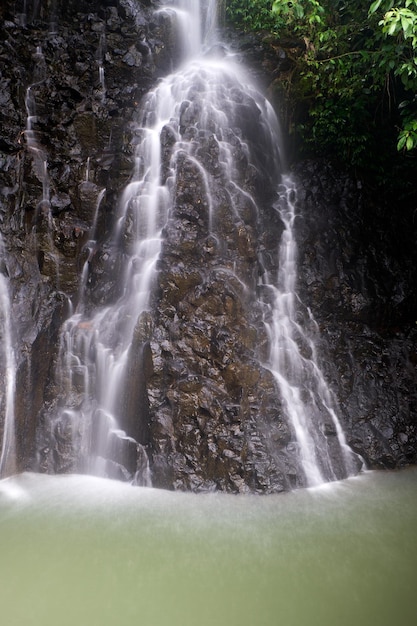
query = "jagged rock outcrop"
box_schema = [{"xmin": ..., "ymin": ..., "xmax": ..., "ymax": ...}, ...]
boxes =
[{"xmin": 144, "ymin": 117, "xmax": 290, "ymax": 492}]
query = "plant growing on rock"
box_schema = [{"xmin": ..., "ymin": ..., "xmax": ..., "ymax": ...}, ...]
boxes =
[
  {"xmin": 225, "ymin": 0, "xmax": 417, "ymax": 174},
  {"xmin": 369, "ymin": 0, "xmax": 417, "ymax": 151}
]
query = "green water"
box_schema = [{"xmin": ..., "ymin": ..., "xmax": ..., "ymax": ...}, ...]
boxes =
[{"xmin": 0, "ymin": 468, "xmax": 416, "ymax": 626}]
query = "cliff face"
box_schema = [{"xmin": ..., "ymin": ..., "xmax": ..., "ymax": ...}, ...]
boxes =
[
  {"xmin": 0, "ymin": 0, "xmax": 416, "ymax": 490},
  {"xmin": 0, "ymin": 0, "xmax": 171, "ymax": 472},
  {"xmin": 292, "ymin": 160, "xmax": 417, "ymax": 471},
  {"xmin": 226, "ymin": 28, "xmax": 417, "ymax": 476}
]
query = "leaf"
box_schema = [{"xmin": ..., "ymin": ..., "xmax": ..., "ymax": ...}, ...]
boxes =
[
  {"xmin": 406, "ymin": 135, "xmax": 415, "ymax": 150},
  {"xmin": 399, "ymin": 100, "xmax": 410, "ymax": 109},
  {"xmin": 388, "ymin": 20, "xmax": 399, "ymax": 36},
  {"xmin": 401, "ymin": 14, "xmax": 413, "ymax": 37},
  {"xmin": 369, "ymin": 0, "xmax": 384, "ymax": 14},
  {"xmin": 397, "ymin": 134, "xmax": 407, "ymax": 150}
]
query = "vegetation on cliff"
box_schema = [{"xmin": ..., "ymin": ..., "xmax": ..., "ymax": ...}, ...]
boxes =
[{"xmin": 225, "ymin": 1, "xmax": 417, "ymax": 199}]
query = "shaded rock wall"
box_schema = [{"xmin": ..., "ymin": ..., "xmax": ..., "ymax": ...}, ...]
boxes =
[
  {"xmin": 293, "ymin": 160, "xmax": 417, "ymax": 470},
  {"xmin": 0, "ymin": 0, "xmax": 172, "ymax": 470}
]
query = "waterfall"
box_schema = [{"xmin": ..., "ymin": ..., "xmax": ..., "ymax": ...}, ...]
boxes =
[
  {"xmin": 157, "ymin": 0, "xmax": 217, "ymax": 60},
  {"xmin": 34, "ymin": 0, "xmax": 359, "ymax": 488},
  {"xmin": 25, "ymin": 46, "xmax": 49, "ymax": 215},
  {"xmin": 96, "ymin": 33, "xmax": 106, "ymax": 103},
  {"xmin": 0, "ymin": 236, "xmax": 17, "ymax": 478},
  {"xmin": 24, "ymin": 45, "xmax": 61, "ymax": 287},
  {"xmin": 44, "ymin": 0, "xmax": 222, "ymax": 482},
  {"xmin": 262, "ymin": 177, "xmax": 360, "ymax": 487}
]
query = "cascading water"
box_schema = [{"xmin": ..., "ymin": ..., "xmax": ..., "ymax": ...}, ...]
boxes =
[
  {"xmin": 24, "ymin": 45, "xmax": 61, "ymax": 287},
  {"xmin": 1, "ymin": 7, "xmax": 415, "ymax": 625},
  {"xmin": 25, "ymin": 46, "xmax": 50, "ymax": 218},
  {"xmin": 42, "ymin": 0, "xmax": 222, "ymax": 482},
  {"xmin": 262, "ymin": 177, "xmax": 360, "ymax": 487},
  {"xmin": 96, "ymin": 33, "xmax": 106, "ymax": 103},
  {"xmin": 0, "ymin": 236, "xmax": 17, "ymax": 478},
  {"xmin": 45, "ymin": 0, "xmax": 222, "ymax": 483},
  {"xmin": 36, "ymin": 0, "xmax": 360, "ymax": 488}
]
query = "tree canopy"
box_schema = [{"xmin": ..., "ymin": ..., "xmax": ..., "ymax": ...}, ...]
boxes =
[{"xmin": 225, "ymin": 0, "xmax": 417, "ymax": 178}]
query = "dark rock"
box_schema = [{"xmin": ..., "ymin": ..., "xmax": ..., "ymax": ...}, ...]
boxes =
[
  {"xmin": 292, "ymin": 159, "xmax": 417, "ymax": 470},
  {"xmin": 0, "ymin": 0, "xmax": 172, "ymax": 476},
  {"xmin": 0, "ymin": 0, "xmax": 416, "ymax": 491}
]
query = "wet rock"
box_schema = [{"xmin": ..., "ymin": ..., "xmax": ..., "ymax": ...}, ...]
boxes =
[
  {"xmin": 292, "ymin": 160, "xmax": 417, "ymax": 470},
  {"xmin": 0, "ymin": 0, "xmax": 172, "ymax": 475},
  {"xmin": 1, "ymin": 1, "xmax": 416, "ymax": 491}
]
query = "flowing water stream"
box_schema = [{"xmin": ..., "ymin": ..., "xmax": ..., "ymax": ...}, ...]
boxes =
[
  {"xmin": 0, "ymin": 236, "xmax": 17, "ymax": 477},
  {"xmin": 263, "ymin": 177, "xmax": 360, "ymax": 486},
  {"xmin": 44, "ymin": 0, "xmax": 359, "ymax": 485},
  {"xmin": 25, "ymin": 46, "xmax": 49, "ymax": 216}
]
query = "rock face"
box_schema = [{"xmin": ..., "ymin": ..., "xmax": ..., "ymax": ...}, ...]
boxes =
[
  {"xmin": 292, "ymin": 160, "xmax": 417, "ymax": 471},
  {"xmin": 0, "ymin": 0, "xmax": 416, "ymax": 490},
  {"xmin": 145, "ymin": 98, "xmax": 289, "ymax": 493},
  {"xmin": 0, "ymin": 0, "xmax": 173, "ymax": 472}
]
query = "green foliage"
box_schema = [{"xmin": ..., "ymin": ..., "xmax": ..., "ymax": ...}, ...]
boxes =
[
  {"xmin": 397, "ymin": 116, "xmax": 417, "ymax": 150},
  {"xmin": 369, "ymin": 0, "xmax": 417, "ymax": 151},
  {"xmin": 272, "ymin": 0, "xmax": 325, "ymax": 29},
  {"xmin": 269, "ymin": 1, "xmax": 390, "ymax": 165},
  {"xmin": 225, "ymin": 0, "xmax": 278, "ymax": 32},
  {"xmin": 225, "ymin": 0, "xmax": 417, "ymax": 164}
]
